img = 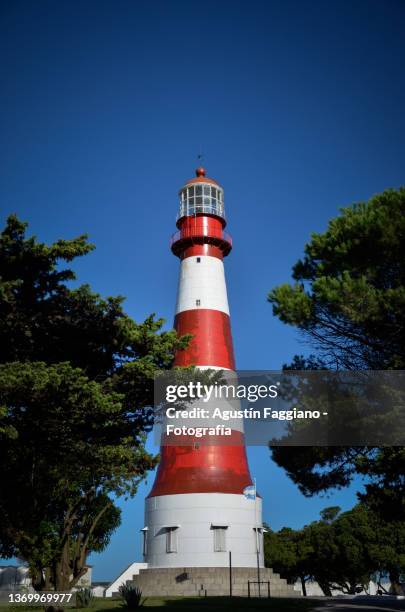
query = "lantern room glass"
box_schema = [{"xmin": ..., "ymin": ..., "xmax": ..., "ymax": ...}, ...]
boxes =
[{"xmin": 178, "ymin": 184, "xmax": 225, "ymax": 220}]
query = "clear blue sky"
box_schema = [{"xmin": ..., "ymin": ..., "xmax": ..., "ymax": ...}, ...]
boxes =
[{"xmin": 1, "ymin": 0, "xmax": 404, "ymax": 581}]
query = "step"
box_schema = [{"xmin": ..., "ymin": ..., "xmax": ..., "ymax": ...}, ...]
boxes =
[{"xmin": 127, "ymin": 566, "xmax": 301, "ymax": 598}]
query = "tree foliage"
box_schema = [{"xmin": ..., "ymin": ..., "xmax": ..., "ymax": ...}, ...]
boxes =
[
  {"xmin": 264, "ymin": 524, "xmax": 314, "ymax": 595},
  {"xmin": 265, "ymin": 505, "xmax": 405, "ymax": 596},
  {"xmin": 267, "ymin": 188, "xmax": 405, "ymax": 522},
  {"xmin": 0, "ymin": 215, "xmax": 188, "ymax": 590},
  {"xmin": 269, "ymin": 188, "xmax": 405, "ymax": 370}
]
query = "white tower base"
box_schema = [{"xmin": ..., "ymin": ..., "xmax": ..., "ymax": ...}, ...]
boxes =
[{"xmin": 144, "ymin": 493, "xmax": 263, "ymax": 568}]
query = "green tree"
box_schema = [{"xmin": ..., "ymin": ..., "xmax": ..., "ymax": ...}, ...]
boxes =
[
  {"xmin": 367, "ymin": 516, "xmax": 405, "ymax": 595},
  {"xmin": 267, "ymin": 189, "xmax": 405, "ymax": 525},
  {"xmin": 264, "ymin": 525, "xmax": 314, "ymax": 596},
  {"xmin": 269, "ymin": 188, "xmax": 405, "ymax": 370},
  {"xmin": 0, "ymin": 215, "xmax": 188, "ymax": 590},
  {"xmin": 320, "ymin": 505, "xmax": 405, "ymax": 596},
  {"xmin": 265, "ymin": 505, "xmax": 398, "ymax": 597},
  {"xmin": 322, "ymin": 506, "xmax": 377, "ymax": 595},
  {"xmin": 264, "ymin": 508, "xmax": 341, "ymax": 596}
]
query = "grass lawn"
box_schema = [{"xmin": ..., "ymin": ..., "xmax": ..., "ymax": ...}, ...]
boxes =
[
  {"xmin": 99, "ymin": 596, "xmax": 318, "ymax": 611},
  {"xmin": 1, "ymin": 596, "xmax": 320, "ymax": 612}
]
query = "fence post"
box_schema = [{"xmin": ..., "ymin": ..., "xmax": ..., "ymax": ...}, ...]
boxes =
[{"xmin": 229, "ymin": 551, "xmax": 232, "ymax": 598}]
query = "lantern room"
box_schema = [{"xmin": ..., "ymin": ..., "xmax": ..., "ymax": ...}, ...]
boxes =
[
  {"xmin": 177, "ymin": 167, "xmax": 226, "ymax": 227},
  {"xmin": 171, "ymin": 168, "xmax": 232, "ymax": 258}
]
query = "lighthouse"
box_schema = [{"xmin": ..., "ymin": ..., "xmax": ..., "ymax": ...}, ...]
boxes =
[{"xmin": 144, "ymin": 167, "xmax": 264, "ymax": 569}]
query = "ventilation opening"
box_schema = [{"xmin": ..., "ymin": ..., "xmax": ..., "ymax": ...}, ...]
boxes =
[
  {"xmin": 196, "ymin": 257, "xmax": 201, "ymax": 263},
  {"xmin": 141, "ymin": 527, "xmax": 148, "ymax": 557},
  {"xmin": 196, "ymin": 299, "xmax": 201, "ymax": 306},
  {"xmin": 253, "ymin": 527, "xmax": 264, "ymax": 553},
  {"xmin": 166, "ymin": 527, "xmax": 178, "ymax": 553},
  {"xmin": 212, "ymin": 526, "xmax": 228, "ymax": 552}
]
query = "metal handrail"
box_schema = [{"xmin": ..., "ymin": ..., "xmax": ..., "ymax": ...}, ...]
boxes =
[{"xmin": 171, "ymin": 227, "xmax": 232, "ymax": 247}]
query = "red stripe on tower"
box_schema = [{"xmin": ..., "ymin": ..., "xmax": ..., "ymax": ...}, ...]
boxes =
[{"xmin": 173, "ymin": 309, "xmax": 235, "ymax": 370}]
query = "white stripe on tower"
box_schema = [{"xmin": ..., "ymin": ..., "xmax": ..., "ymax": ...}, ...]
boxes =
[{"xmin": 175, "ymin": 255, "xmax": 230, "ymax": 315}]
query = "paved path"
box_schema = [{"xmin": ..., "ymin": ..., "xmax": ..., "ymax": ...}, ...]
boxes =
[{"xmin": 311, "ymin": 597, "xmax": 405, "ymax": 612}]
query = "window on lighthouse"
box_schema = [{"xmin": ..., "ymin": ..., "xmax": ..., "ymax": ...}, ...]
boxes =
[
  {"xmin": 212, "ymin": 526, "xmax": 227, "ymax": 552},
  {"xmin": 253, "ymin": 527, "xmax": 264, "ymax": 553},
  {"xmin": 166, "ymin": 527, "xmax": 178, "ymax": 553},
  {"xmin": 141, "ymin": 528, "xmax": 148, "ymax": 557}
]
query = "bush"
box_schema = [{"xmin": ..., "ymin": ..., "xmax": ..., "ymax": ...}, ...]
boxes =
[
  {"xmin": 75, "ymin": 587, "xmax": 94, "ymax": 608},
  {"xmin": 118, "ymin": 584, "xmax": 143, "ymax": 609}
]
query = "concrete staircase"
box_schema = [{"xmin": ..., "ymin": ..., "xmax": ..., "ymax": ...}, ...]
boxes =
[{"xmin": 125, "ymin": 567, "xmax": 300, "ymax": 597}]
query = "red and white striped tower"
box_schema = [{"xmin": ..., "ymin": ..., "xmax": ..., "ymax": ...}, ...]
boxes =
[{"xmin": 144, "ymin": 167, "xmax": 264, "ymax": 568}]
